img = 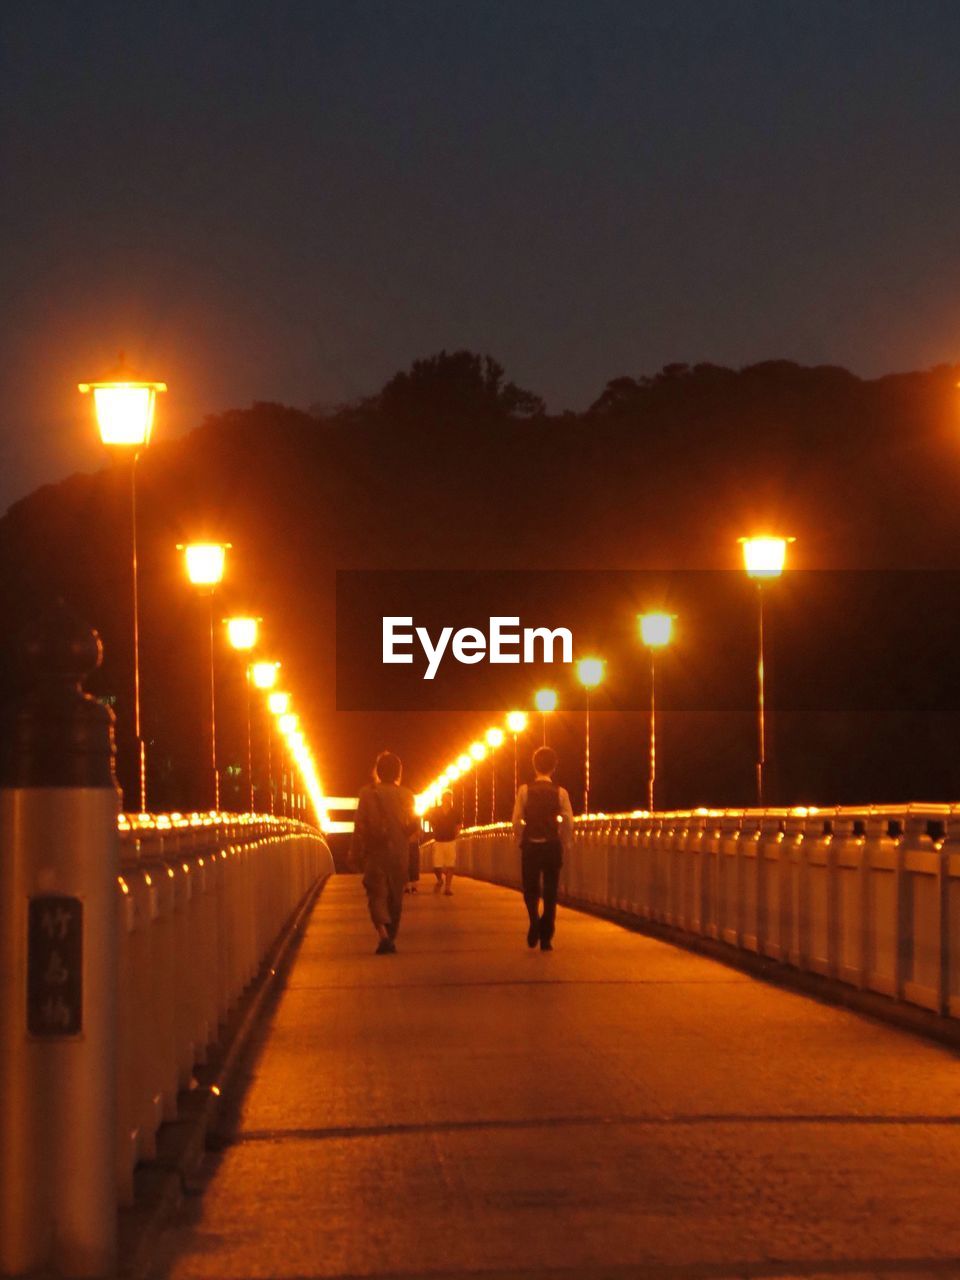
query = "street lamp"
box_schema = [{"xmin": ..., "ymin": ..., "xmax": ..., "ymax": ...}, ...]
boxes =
[
  {"xmin": 638, "ymin": 613, "xmax": 675, "ymax": 813},
  {"xmin": 267, "ymin": 690, "xmax": 290, "ymax": 716},
  {"xmin": 251, "ymin": 660, "xmax": 280, "ymax": 691},
  {"xmin": 576, "ymin": 657, "xmax": 604, "ymax": 814},
  {"xmin": 264, "ymin": 689, "xmax": 290, "ymax": 815},
  {"xmin": 224, "ymin": 616, "xmax": 260, "ymax": 812},
  {"xmin": 533, "ymin": 688, "xmax": 557, "ymax": 746},
  {"xmin": 455, "ymin": 753, "xmax": 472, "ymax": 819},
  {"xmin": 80, "ymin": 360, "xmax": 166, "ymax": 812},
  {"xmin": 506, "ymin": 709, "xmax": 528, "ymax": 800},
  {"xmin": 739, "ymin": 536, "xmax": 794, "ymax": 805},
  {"xmin": 277, "ymin": 711, "xmax": 298, "ymax": 736},
  {"xmin": 469, "ymin": 741, "xmax": 487, "ymax": 826},
  {"xmin": 485, "ymin": 726, "xmax": 505, "ymax": 821},
  {"xmin": 180, "ymin": 541, "xmax": 228, "ymax": 809}
]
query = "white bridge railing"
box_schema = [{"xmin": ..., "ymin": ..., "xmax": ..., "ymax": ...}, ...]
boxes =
[
  {"xmin": 115, "ymin": 812, "xmax": 333, "ymax": 1202},
  {"xmin": 457, "ymin": 806, "xmax": 960, "ymax": 1022}
]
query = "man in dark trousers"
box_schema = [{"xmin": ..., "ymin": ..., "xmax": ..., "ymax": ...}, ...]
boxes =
[
  {"xmin": 350, "ymin": 751, "xmax": 419, "ymax": 954},
  {"xmin": 511, "ymin": 746, "xmax": 574, "ymax": 951}
]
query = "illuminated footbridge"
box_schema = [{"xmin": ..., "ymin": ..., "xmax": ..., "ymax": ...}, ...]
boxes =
[{"xmin": 4, "ymin": 615, "xmax": 960, "ymax": 1280}]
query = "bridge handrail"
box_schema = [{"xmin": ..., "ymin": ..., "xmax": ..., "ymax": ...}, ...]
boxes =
[
  {"xmin": 113, "ymin": 811, "xmax": 333, "ymax": 1204},
  {"xmin": 456, "ymin": 804, "xmax": 960, "ymax": 1026}
]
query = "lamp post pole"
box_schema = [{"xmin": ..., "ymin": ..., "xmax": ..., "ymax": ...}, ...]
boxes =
[
  {"xmin": 584, "ymin": 689, "xmax": 591, "ymax": 814},
  {"xmin": 207, "ymin": 596, "xmax": 219, "ymax": 810},
  {"xmin": 648, "ymin": 648, "xmax": 656, "ymax": 814},
  {"xmin": 756, "ymin": 584, "xmax": 766, "ymax": 807},
  {"xmin": 129, "ymin": 454, "xmax": 147, "ymax": 812},
  {"xmin": 245, "ymin": 664, "xmax": 254, "ymax": 811}
]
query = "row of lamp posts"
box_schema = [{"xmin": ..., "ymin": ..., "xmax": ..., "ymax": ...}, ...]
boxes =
[
  {"xmin": 78, "ymin": 362, "xmax": 324, "ymax": 819},
  {"xmin": 419, "ymin": 536, "xmax": 792, "ymax": 819}
]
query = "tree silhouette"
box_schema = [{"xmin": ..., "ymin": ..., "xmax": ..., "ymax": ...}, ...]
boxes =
[{"xmin": 379, "ymin": 350, "xmax": 544, "ymax": 426}]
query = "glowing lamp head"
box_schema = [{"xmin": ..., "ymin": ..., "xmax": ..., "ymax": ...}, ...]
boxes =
[
  {"xmin": 639, "ymin": 612, "xmax": 674, "ymax": 648},
  {"xmin": 506, "ymin": 710, "xmax": 528, "ymax": 735},
  {"xmin": 225, "ymin": 616, "xmax": 258, "ymax": 651},
  {"xmin": 182, "ymin": 542, "xmax": 227, "ymax": 588},
  {"xmin": 577, "ymin": 657, "xmax": 604, "ymax": 689},
  {"xmin": 534, "ymin": 688, "xmax": 558, "ymax": 715},
  {"xmin": 740, "ymin": 535, "xmax": 794, "ymax": 580},
  {"xmin": 456, "ymin": 754, "xmax": 472, "ymax": 773},
  {"xmin": 79, "ymin": 363, "xmax": 166, "ymax": 448},
  {"xmin": 277, "ymin": 713, "xmax": 299, "ymax": 736},
  {"xmin": 485, "ymin": 727, "xmax": 505, "ymax": 749},
  {"xmin": 267, "ymin": 690, "xmax": 290, "ymax": 716},
  {"xmin": 469, "ymin": 741, "xmax": 487, "ymax": 762},
  {"xmin": 250, "ymin": 660, "xmax": 279, "ymax": 690}
]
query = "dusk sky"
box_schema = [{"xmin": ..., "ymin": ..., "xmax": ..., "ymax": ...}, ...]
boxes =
[{"xmin": 4, "ymin": 0, "xmax": 960, "ymax": 512}]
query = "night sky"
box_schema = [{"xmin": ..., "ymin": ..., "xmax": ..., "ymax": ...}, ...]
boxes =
[{"xmin": 4, "ymin": 0, "xmax": 960, "ymax": 514}]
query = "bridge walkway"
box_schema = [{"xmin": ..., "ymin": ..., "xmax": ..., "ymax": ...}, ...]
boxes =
[{"xmin": 150, "ymin": 875, "xmax": 960, "ymax": 1280}]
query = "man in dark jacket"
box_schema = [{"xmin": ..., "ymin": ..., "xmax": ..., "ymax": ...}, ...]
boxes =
[
  {"xmin": 511, "ymin": 746, "xmax": 574, "ymax": 951},
  {"xmin": 350, "ymin": 751, "xmax": 419, "ymax": 954}
]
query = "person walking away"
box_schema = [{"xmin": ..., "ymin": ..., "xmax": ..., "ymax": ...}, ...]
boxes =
[
  {"xmin": 427, "ymin": 788, "xmax": 461, "ymax": 895},
  {"xmin": 512, "ymin": 746, "xmax": 573, "ymax": 951},
  {"xmin": 349, "ymin": 751, "xmax": 419, "ymax": 954}
]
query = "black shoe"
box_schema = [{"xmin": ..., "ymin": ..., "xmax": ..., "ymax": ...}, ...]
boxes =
[
  {"xmin": 540, "ymin": 938, "xmax": 553, "ymax": 951},
  {"xmin": 375, "ymin": 937, "xmax": 396, "ymax": 954},
  {"xmin": 527, "ymin": 923, "xmax": 539, "ymax": 948}
]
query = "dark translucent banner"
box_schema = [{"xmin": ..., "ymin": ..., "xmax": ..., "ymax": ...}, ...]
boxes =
[{"xmin": 335, "ymin": 569, "xmax": 960, "ymax": 713}]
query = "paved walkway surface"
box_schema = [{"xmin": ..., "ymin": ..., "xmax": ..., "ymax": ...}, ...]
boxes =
[{"xmin": 151, "ymin": 874, "xmax": 960, "ymax": 1280}]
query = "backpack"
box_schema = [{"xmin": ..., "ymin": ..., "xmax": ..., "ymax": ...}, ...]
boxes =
[{"xmin": 523, "ymin": 781, "xmax": 561, "ymax": 842}]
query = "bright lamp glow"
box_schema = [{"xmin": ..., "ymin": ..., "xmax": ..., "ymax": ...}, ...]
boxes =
[
  {"xmin": 267, "ymin": 690, "xmax": 290, "ymax": 716},
  {"xmin": 469, "ymin": 741, "xmax": 487, "ymax": 762},
  {"xmin": 278, "ymin": 713, "xmax": 299, "ymax": 736},
  {"xmin": 485, "ymin": 727, "xmax": 505, "ymax": 749},
  {"xmin": 639, "ymin": 612, "xmax": 674, "ymax": 648},
  {"xmin": 182, "ymin": 542, "xmax": 227, "ymax": 587},
  {"xmin": 506, "ymin": 710, "xmax": 528, "ymax": 734},
  {"xmin": 740, "ymin": 535, "xmax": 794, "ymax": 579},
  {"xmin": 446, "ymin": 764, "xmax": 461, "ymax": 781},
  {"xmin": 79, "ymin": 374, "xmax": 167, "ymax": 448},
  {"xmin": 577, "ymin": 657, "xmax": 604, "ymax": 689},
  {"xmin": 251, "ymin": 660, "xmax": 279, "ymax": 690},
  {"xmin": 457, "ymin": 753, "xmax": 472, "ymax": 772},
  {"xmin": 226, "ymin": 616, "xmax": 258, "ymax": 651},
  {"xmin": 534, "ymin": 688, "xmax": 558, "ymax": 714}
]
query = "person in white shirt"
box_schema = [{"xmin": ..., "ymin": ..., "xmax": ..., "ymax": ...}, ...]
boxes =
[{"xmin": 511, "ymin": 746, "xmax": 574, "ymax": 951}]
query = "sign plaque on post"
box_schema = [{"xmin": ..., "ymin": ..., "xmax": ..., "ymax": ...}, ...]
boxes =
[{"xmin": 27, "ymin": 895, "xmax": 83, "ymax": 1037}]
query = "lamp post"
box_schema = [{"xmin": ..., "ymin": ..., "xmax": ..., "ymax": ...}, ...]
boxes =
[
  {"xmin": 485, "ymin": 727, "xmax": 504, "ymax": 820},
  {"xmin": 469, "ymin": 741, "xmax": 487, "ymax": 826},
  {"xmin": 506, "ymin": 710, "xmax": 528, "ymax": 800},
  {"xmin": 533, "ymin": 688, "xmax": 557, "ymax": 746},
  {"xmin": 576, "ymin": 657, "xmax": 604, "ymax": 815},
  {"xmin": 739, "ymin": 536, "xmax": 794, "ymax": 806},
  {"xmin": 79, "ymin": 361, "xmax": 166, "ymax": 812},
  {"xmin": 180, "ymin": 542, "xmax": 228, "ymax": 809},
  {"xmin": 225, "ymin": 616, "xmax": 260, "ymax": 811},
  {"xmin": 456, "ymin": 753, "xmax": 472, "ymax": 823},
  {"xmin": 638, "ymin": 613, "xmax": 675, "ymax": 813},
  {"xmin": 266, "ymin": 689, "xmax": 290, "ymax": 816}
]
